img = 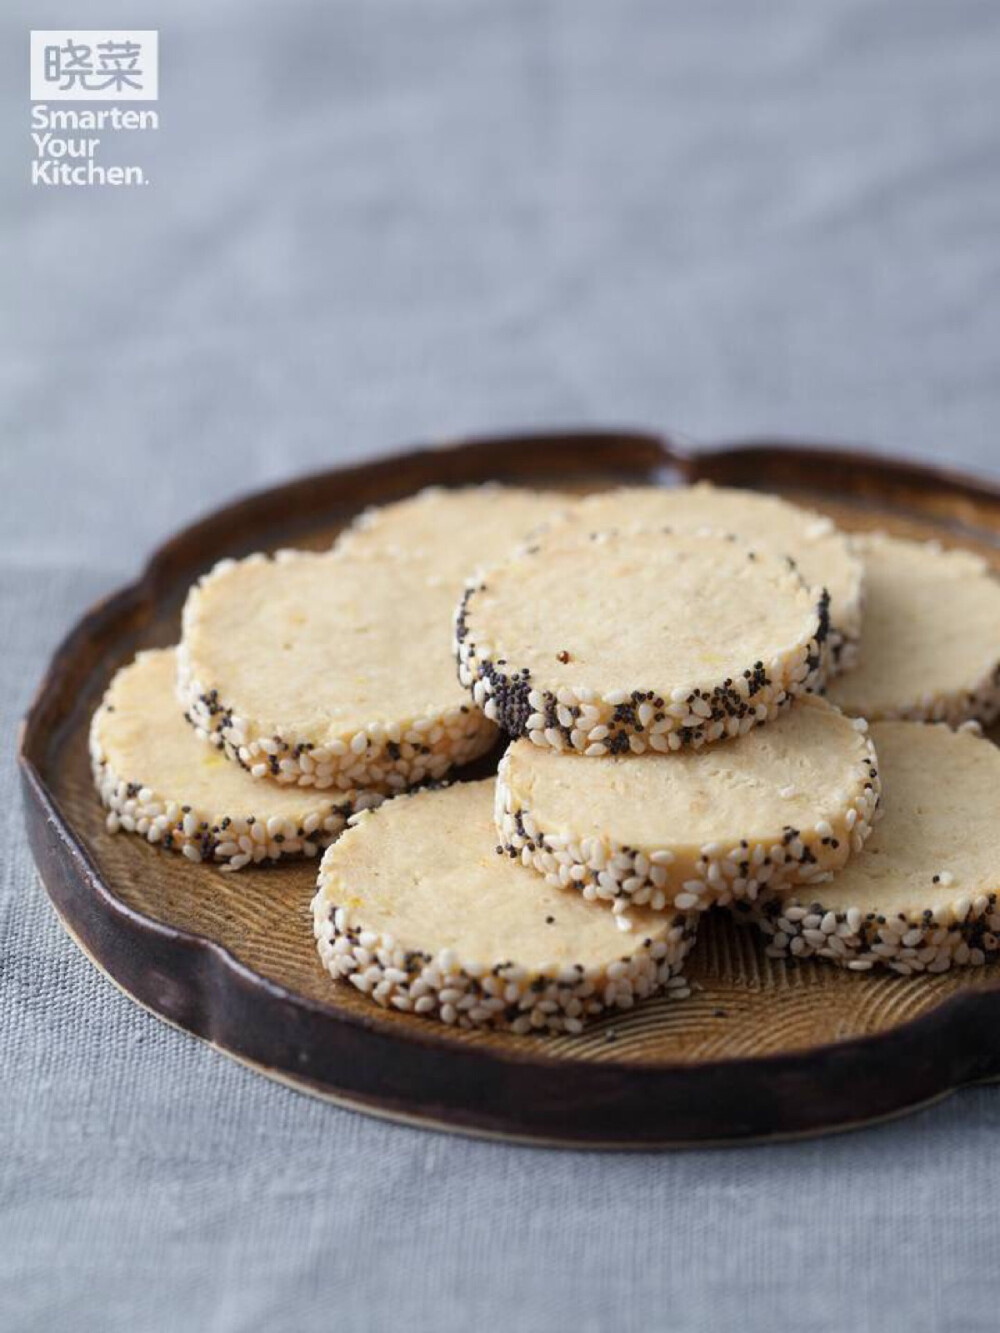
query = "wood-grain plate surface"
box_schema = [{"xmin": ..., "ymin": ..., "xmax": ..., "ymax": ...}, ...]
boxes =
[{"xmin": 19, "ymin": 430, "xmax": 1000, "ymax": 1145}]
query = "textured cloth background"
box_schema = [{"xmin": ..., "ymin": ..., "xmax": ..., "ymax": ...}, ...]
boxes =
[{"xmin": 6, "ymin": 1, "xmax": 1000, "ymax": 1329}]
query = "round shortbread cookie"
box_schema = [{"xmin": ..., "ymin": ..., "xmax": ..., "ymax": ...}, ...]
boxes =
[
  {"xmin": 495, "ymin": 695, "xmax": 880, "ymax": 913},
  {"xmin": 825, "ymin": 534, "xmax": 1000, "ymax": 725},
  {"xmin": 745, "ymin": 721, "xmax": 1000, "ymax": 974},
  {"xmin": 91, "ymin": 649, "xmax": 383, "ymax": 870},
  {"xmin": 312, "ymin": 780, "xmax": 698, "ymax": 1034},
  {"xmin": 179, "ymin": 548, "xmax": 497, "ymax": 791},
  {"xmin": 455, "ymin": 527, "xmax": 830, "ymax": 755},
  {"xmin": 556, "ymin": 484, "xmax": 864, "ymax": 672},
  {"xmin": 335, "ymin": 484, "xmax": 568, "ymax": 578}
]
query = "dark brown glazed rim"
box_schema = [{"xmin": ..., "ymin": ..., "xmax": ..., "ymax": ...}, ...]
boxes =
[{"xmin": 18, "ymin": 429, "xmax": 1000, "ymax": 1147}]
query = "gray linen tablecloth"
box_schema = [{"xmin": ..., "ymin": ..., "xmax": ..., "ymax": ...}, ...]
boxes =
[{"xmin": 6, "ymin": 1, "xmax": 1000, "ymax": 1328}]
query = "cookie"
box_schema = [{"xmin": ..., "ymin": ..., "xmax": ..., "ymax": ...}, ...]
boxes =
[
  {"xmin": 90, "ymin": 649, "xmax": 382, "ymax": 870},
  {"xmin": 179, "ymin": 548, "xmax": 498, "ymax": 790},
  {"xmin": 455, "ymin": 526, "xmax": 829, "ymax": 754},
  {"xmin": 746, "ymin": 721, "xmax": 1000, "ymax": 973},
  {"xmin": 335, "ymin": 483, "xmax": 567, "ymax": 578},
  {"xmin": 826, "ymin": 533, "xmax": 1000, "ymax": 725},
  {"xmin": 312, "ymin": 780, "xmax": 698, "ymax": 1034},
  {"xmin": 496, "ymin": 695, "xmax": 879, "ymax": 913}
]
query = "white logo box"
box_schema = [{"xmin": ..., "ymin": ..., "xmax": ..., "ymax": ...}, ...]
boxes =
[{"xmin": 30, "ymin": 31, "xmax": 158, "ymax": 101}]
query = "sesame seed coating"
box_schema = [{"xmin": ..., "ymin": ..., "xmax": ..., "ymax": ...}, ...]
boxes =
[
  {"xmin": 312, "ymin": 781, "xmax": 698, "ymax": 1034},
  {"xmin": 178, "ymin": 548, "xmax": 498, "ymax": 791},
  {"xmin": 495, "ymin": 696, "xmax": 880, "ymax": 912},
  {"xmin": 742, "ymin": 720, "xmax": 1000, "ymax": 973},
  {"xmin": 455, "ymin": 527, "xmax": 830, "ymax": 755},
  {"xmin": 90, "ymin": 649, "xmax": 382, "ymax": 870}
]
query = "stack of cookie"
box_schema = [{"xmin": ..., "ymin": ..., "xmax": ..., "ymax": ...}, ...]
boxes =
[{"xmin": 90, "ymin": 481, "xmax": 1000, "ymax": 1036}]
